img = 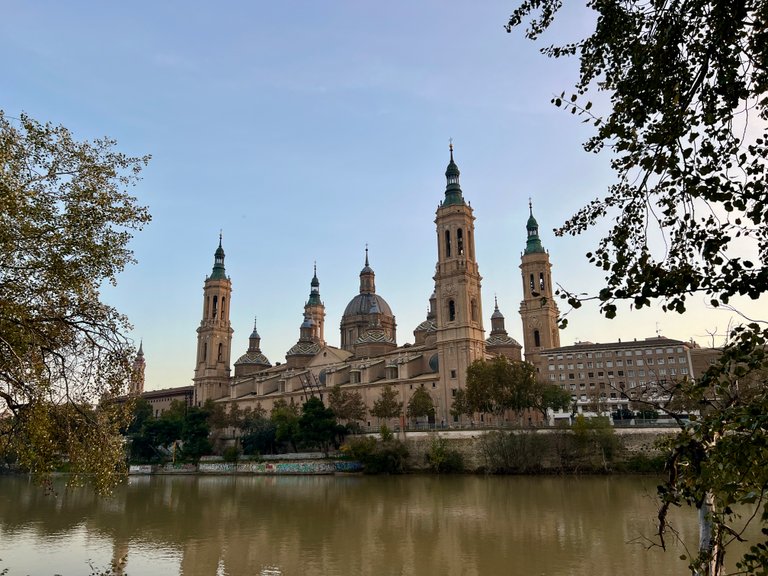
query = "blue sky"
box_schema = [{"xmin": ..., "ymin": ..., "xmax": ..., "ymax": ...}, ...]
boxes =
[{"xmin": 3, "ymin": 1, "xmax": 763, "ymax": 390}]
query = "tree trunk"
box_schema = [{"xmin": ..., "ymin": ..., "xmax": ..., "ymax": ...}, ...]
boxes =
[{"xmin": 696, "ymin": 491, "xmax": 723, "ymax": 576}]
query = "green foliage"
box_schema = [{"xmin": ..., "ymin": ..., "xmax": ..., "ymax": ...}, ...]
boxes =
[
  {"xmin": 479, "ymin": 431, "xmax": 548, "ymax": 474},
  {"xmin": 179, "ymin": 405, "xmax": 212, "ymax": 462},
  {"xmin": 328, "ymin": 384, "xmax": 367, "ymax": 425},
  {"xmin": 407, "ymin": 386, "xmax": 435, "ymax": 422},
  {"xmin": 370, "ymin": 383, "xmax": 403, "ymax": 420},
  {"xmin": 0, "ymin": 111, "xmax": 150, "ymax": 493},
  {"xmin": 507, "ymin": 1, "xmax": 768, "ymax": 317},
  {"xmin": 463, "ymin": 357, "xmax": 538, "ymax": 422},
  {"xmin": 426, "ymin": 435, "xmax": 464, "ymax": 474},
  {"xmin": 508, "ymin": 3, "xmax": 768, "ymax": 570},
  {"xmin": 531, "ymin": 381, "xmax": 572, "ymax": 420},
  {"xmin": 240, "ymin": 418, "xmax": 277, "ymax": 456},
  {"xmin": 297, "ymin": 397, "xmax": 340, "ymax": 452},
  {"xmin": 344, "ymin": 435, "xmax": 409, "ymax": 474},
  {"xmin": 571, "ymin": 416, "xmax": 620, "ymax": 472},
  {"xmin": 222, "ymin": 445, "xmax": 240, "ymax": 463},
  {"xmin": 270, "ymin": 399, "xmax": 300, "ymax": 452}
]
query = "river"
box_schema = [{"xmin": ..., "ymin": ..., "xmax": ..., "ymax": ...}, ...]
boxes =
[{"xmin": 0, "ymin": 474, "xmax": 740, "ymax": 575}]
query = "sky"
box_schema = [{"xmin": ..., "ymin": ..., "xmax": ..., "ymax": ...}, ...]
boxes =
[{"xmin": 3, "ymin": 1, "xmax": 764, "ymax": 391}]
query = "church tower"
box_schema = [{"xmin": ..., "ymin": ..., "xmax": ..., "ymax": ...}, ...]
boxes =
[
  {"xmin": 130, "ymin": 341, "xmax": 145, "ymax": 395},
  {"xmin": 304, "ymin": 264, "xmax": 326, "ymax": 345},
  {"xmin": 193, "ymin": 235, "xmax": 234, "ymax": 405},
  {"xmin": 519, "ymin": 201, "xmax": 560, "ymax": 358},
  {"xmin": 433, "ymin": 145, "xmax": 486, "ymax": 402}
]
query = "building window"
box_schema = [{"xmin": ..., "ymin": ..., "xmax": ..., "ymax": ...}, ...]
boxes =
[
  {"xmin": 457, "ymin": 228, "xmax": 464, "ymax": 255},
  {"xmin": 448, "ymin": 300, "xmax": 456, "ymax": 321},
  {"xmin": 450, "ymin": 370, "xmax": 457, "ymax": 378},
  {"xmin": 445, "ymin": 230, "xmax": 452, "ymax": 257},
  {"xmin": 534, "ymin": 330, "xmax": 541, "ymax": 347},
  {"xmin": 451, "ymin": 388, "xmax": 457, "ymax": 397},
  {"xmin": 217, "ymin": 343, "xmax": 223, "ymax": 362},
  {"xmin": 539, "ymin": 271, "xmax": 545, "ymax": 292},
  {"xmin": 471, "ymin": 299, "xmax": 478, "ymax": 322}
]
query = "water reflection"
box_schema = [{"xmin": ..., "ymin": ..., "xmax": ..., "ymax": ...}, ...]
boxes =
[{"xmin": 0, "ymin": 475, "xmax": 709, "ymax": 576}]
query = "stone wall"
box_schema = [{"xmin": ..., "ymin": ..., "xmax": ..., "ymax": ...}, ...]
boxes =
[{"xmin": 400, "ymin": 428, "xmax": 674, "ymax": 472}]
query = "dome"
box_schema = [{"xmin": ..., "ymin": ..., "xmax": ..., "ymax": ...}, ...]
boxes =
[
  {"xmin": 235, "ymin": 351, "xmax": 271, "ymax": 366},
  {"xmin": 355, "ymin": 328, "xmax": 395, "ymax": 345},
  {"xmin": 343, "ymin": 293, "xmax": 393, "ymax": 318},
  {"xmin": 486, "ymin": 334, "xmax": 522, "ymax": 348},
  {"xmin": 414, "ymin": 319, "xmax": 437, "ymax": 333},
  {"xmin": 491, "ymin": 307, "xmax": 504, "ymax": 320}
]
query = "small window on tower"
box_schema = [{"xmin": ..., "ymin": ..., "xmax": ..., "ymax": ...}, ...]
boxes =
[
  {"xmin": 212, "ymin": 295, "xmax": 218, "ymax": 319},
  {"xmin": 217, "ymin": 343, "xmax": 223, "ymax": 361},
  {"xmin": 529, "ymin": 274, "xmax": 535, "ymax": 293},
  {"xmin": 457, "ymin": 228, "xmax": 464, "ymax": 255},
  {"xmin": 445, "ymin": 230, "xmax": 452, "ymax": 257},
  {"xmin": 448, "ymin": 300, "xmax": 456, "ymax": 321},
  {"xmin": 539, "ymin": 272, "xmax": 545, "ymax": 292},
  {"xmin": 221, "ymin": 297, "xmax": 226, "ymax": 316},
  {"xmin": 470, "ymin": 299, "xmax": 477, "ymax": 322},
  {"xmin": 534, "ymin": 330, "xmax": 541, "ymax": 347}
]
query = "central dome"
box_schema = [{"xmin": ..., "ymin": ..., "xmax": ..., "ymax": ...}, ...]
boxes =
[
  {"xmin": 340, "ymin": 250, "xmax": 397, "ymax": 353},
  {"xmin": 343, "ymin": 293, "xmax": 393, "ymax": 317}
]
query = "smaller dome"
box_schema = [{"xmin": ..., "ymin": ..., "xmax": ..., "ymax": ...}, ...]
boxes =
[
  {"xmin": 486, "ymin": 334, "xmax": 522, "ymax": 348},
  {"xmin": 235, "ymin": 351, "xmax": 271, "ymax": 366},
  {"xmin": 286, "ymin": 341, "xmax": 322, "ymax": 356},
  {"xmin": 491, "ymin": 307, "xmax": 504, "ymax": 320},
  {"xmin": 414, "ymin": 319, "xmax": 437, "ymax": 333}
]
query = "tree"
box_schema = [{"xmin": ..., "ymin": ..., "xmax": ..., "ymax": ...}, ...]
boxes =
[
  {"xmin": 297, "ymin": 397, "xmax": 340, "ymax": 452},
  {"xmin": 328, "ymin": 384, "xmax": 367, "ymax": 426},
  {"xmin": 464, "ymin": 357, "xmax": 537, "ymax": 424},
  {"xmin": 406, "ymin": 386, "xmax": 435, "ymax": 424},
  {"xmin": 370, "ymin": 383, "xmax": 403, "ymax": 421},
  {"xmin": 0, "ymin": 111, "xmax": 150, "ymax": 492},
  {"xmin": 507, "ymin": 3, "xmax": 768, "ymax": 573},
  {"xmin": 530, "ymin": 381, "xmax": 572, "ymax": 423},
  {"xmin": 270, "ymin": 399, "xmax": 300, "ymax": 452}
]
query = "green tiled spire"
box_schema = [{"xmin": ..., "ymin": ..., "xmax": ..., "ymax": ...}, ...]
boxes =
[
  {"xmin": 210, "ymin": 234, "xmax": 227, "ymax": 280},
  {"xmin": 443, "ymin": 142, "xmax": 465, "ymax": 206},
  {"xmin": 308, "ymin": 262, "xmax": 322, "ymax": 305},
  {"xmin": 524, "ymin": 199, "xmax": 545, "ymax": 254}
]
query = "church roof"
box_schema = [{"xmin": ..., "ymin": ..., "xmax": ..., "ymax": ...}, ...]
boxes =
[
  {"xmin": 286, "ymin": 341, "xmax": 322, "ymax": 357},
  {"xmin": 355, "ymin": 328, "xmax": 396, "ymax": 345}
]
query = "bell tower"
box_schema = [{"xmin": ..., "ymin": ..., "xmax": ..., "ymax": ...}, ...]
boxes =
[
  {"xmin": 519, "ymin": 201, "xmax": 560, "ymax": 358},
  {"xmin": 305, "ymin": 263, "xmax": 326, "ymax": 345},
  {"xmin": 193, "ymin": 235, "xmax": 234, "ymax": 405},
  {"xmin": 433, "ymin": 144, "xmax": 486, "ymax": 406}
]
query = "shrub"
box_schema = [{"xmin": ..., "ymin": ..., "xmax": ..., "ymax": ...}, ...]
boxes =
[
  {"xmin": 426, "ymin": 435, "xmax": 464, "ymax": 473},
  {"xmin": 344, "ymin": 436, "xmax": 409, "ymax": 474}
]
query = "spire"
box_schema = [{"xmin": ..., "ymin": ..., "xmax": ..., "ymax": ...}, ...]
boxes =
[
  {"xmin": 210, "ymin": 233, "xmax": 227, "ymax": 280},
  {"xmin": 308, "ymin": 263, "xmax": 322, "ymax": 305},
  {"xmin": 137, "ymin": 339, "xmax": 144, "ymax": 357},
  {"xmin": 443, "ymin": 140, "xmax": 465, "ymax": 206},
  {"xmin": 248, "ymin": 316, "xmax": 262, "ymax": 352},
  {"xmin": 524, "ymin": 199, "xmax": 545, "ymax": 255},
  {"xmin": 359, "ymin": 246, "xmax": 376, "ymax": 293}
]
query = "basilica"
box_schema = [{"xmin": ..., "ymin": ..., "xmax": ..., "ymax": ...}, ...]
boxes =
[{"xmin": 187, "ymin": 146, "xmax": 562, "ymax": 426}]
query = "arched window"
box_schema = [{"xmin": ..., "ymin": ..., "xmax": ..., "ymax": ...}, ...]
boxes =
[
  {"xmin": 221, "ymin": 296, "xmax": 226, "ymax": 317},
  {"xmin": 212, "ymin": 295, "xmax": 218, "ymax": 319},
  {"xmin": 539, "ymin": 272, "xmax": 545, "ymax": 292},
  {"xmin": 202, "ymin": 342, "xmax": 207, "ymax": 363},
  {"xmin": 470, "ymin": 299, "xmax": 477, "ymax": 321},
  {"xmin": 534, "ymin": 330, "xmax": 541, "ymax": 347},
  {"xmin": 448, "ymin": 300, "xmax": 456, "ymax": 321},
  {"xmin": 457, "ymin": 228, "xmax": 464, "ymax": 255},
  {"xmin": 445, "ymin": 230, "xmax": 452, "ymax": 257},
  {"xmin": 529, "ymin": 274, "xmax": 535, "ymax": 292},
  {"xmin": 217, "ymin": 343, "xmax": 223, "ymax": 361}
]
